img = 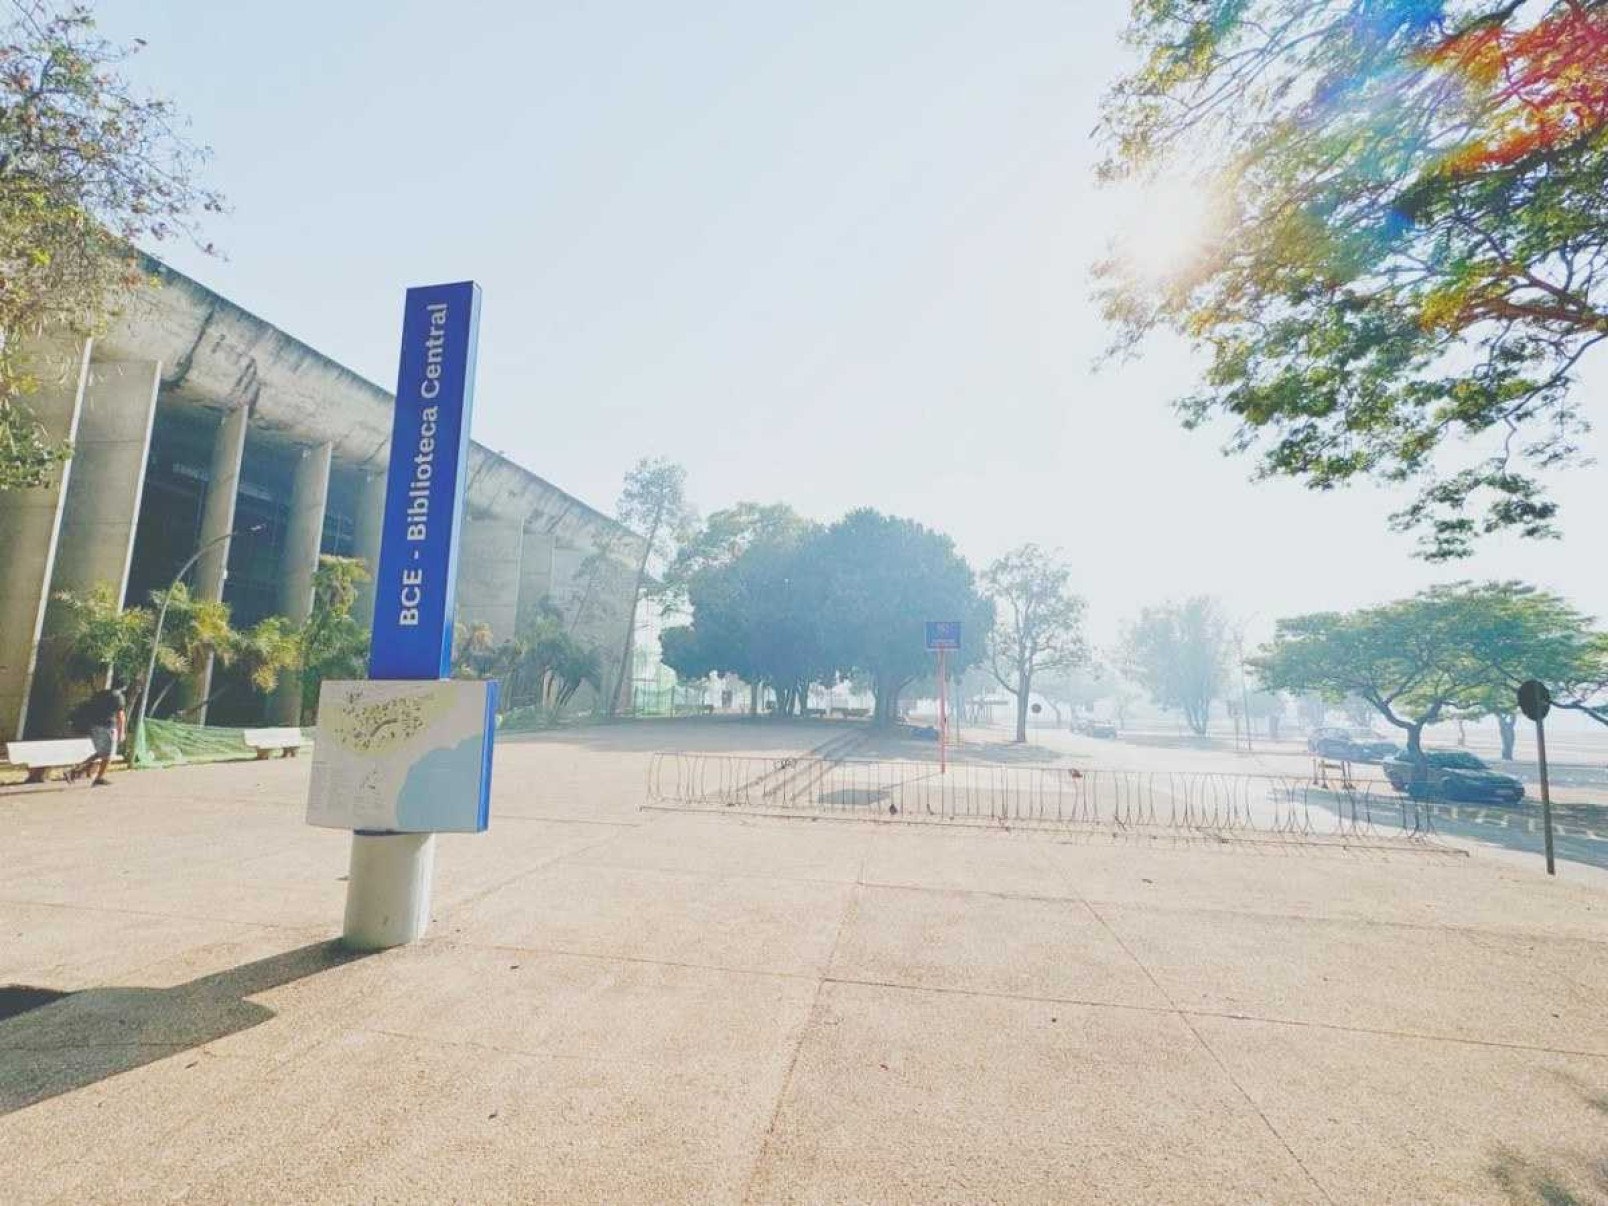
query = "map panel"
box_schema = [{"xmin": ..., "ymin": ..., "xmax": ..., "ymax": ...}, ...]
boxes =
[{"xmin": 306, "ymin": 679, "xmax": 496, "ymax": 833}]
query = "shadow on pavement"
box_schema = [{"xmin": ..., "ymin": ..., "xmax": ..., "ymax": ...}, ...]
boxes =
[
  {"xmin": 0, "ymin": 940, "xmax": 367, "ymax": 1116},
  {"xmin": 496, "ymin": 714, "xmax": 866, "ymax": 754}
]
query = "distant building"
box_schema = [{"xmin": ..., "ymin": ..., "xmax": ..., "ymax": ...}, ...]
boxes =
[{"xmin": 0, "ymin": 259, "xmax": 641, "ymax": 740}]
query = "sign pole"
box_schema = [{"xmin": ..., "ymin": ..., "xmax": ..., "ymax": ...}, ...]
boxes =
[
  {"xmin": 1535, "ymin": 716, "xmax": 1555, "ymax": 876},
  {"xmin": 1517, "ymin": 679, "xmax": 1555, "ymax": 878},
  {"xmin": 938, "ymin": 645, "xmax": 948, "ymax": 775}
]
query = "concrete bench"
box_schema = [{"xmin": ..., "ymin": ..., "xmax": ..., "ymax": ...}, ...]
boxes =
[
  {"xmin": 242, "ymin": 728, "xmax": 310, "ymax": 759},
  {"xmin": 5, "ymin": 738, "xmax": 96, "ymax": 783}
]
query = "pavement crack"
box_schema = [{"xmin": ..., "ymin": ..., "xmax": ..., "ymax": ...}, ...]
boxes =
[
  {"xmin": 1079, "ymin": 898, "xmax": 1338, "ymax": 1206},
  {"xmin": 740, "ymin": 880, "xmax": 860, "ymax": 1204}
]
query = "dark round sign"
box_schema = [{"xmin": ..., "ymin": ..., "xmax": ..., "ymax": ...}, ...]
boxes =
[
  {"xmin": 1030, "ymin": 703, "xmax": 1043, "ymax": 714},
  {"xmin": 1517, "ymin": 679, "xmax": 1551, "ymax": 722}
]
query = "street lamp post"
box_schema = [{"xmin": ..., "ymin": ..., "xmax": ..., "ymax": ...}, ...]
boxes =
[{"xmin": 131, "ymin": 523, "xmax": 264, "ymax": 760}]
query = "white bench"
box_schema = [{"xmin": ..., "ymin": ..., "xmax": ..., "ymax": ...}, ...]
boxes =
[
  {"xmin": 5, "ymin": 738, "xmax": 97, "ymax": 783},
  {"xmin": 242, "ymin": 728, "xmax": 310, "ymax": 759}
]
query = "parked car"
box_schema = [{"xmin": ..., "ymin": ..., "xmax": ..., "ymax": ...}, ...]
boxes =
[
  {"xmin": 1307, "ymin": 727, "xmax": 1399, "ymax": 764},
  {"xmin": 1347, "ymin": 736, "xmax": 1401, "ymax": 764},
  {"xmin": 1308, "ymin": 726, "xmax": 1356, "ymax": 759},
  {"xmin": 1087, "ymin": 720, "xmax": 1118, "ymax": 739},
  {"xmin": 1381, "ymin": 750, "xmax": 1525, "ymax": 804}
]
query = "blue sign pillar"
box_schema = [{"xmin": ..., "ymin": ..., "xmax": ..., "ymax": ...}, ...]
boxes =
[
  {"xmin": 327, "ymin": 280, "xmax": 494, "ymax": 951},
  {"xmin": 369, "ymin": 281, "xmax": 483, "ymax": 681}
]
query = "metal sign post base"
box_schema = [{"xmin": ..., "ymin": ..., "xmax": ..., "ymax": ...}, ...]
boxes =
[{"xmin": 342, "ymin": 831, "xmax": 437, "ymax": 950}]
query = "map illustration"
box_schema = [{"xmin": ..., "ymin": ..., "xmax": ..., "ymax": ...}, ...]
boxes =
[{"xmin": 306, "ymin": 679, "xmax": 496, "ymax": 833}]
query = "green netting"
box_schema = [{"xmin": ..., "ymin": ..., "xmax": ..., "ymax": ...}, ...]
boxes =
[{"xmin": 132, "ymin": 718, "xmax": 305, "ymax": 768}]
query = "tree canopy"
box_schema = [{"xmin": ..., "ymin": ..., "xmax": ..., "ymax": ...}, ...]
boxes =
[
  {"xmin": 661, "ymin": 506, "xmax": 990, "ymax": 725},
  {"xmin": 814, "ymin": 509, "xmax": 991, "ymax": 725},
  {"xmin": 1251, "ymin": 581, "xmax": 1596, "ymax": 755},
  {"xmin": 659, "ymin": 504, "xmax": 828, "ymax": 715},
  {"xmin": 1123, "ymin": 596, "xmax": 1233, "ymax": 735},
  {"xmin": 2, "ymin": 2, "xmax": 220, "ymax": 489},
  {"xmin": 1099, "ymin": 1, "xmax": 1608, "ymax": 559}
]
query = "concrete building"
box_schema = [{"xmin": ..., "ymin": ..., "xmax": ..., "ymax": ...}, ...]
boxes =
[{"xmin": 0, "ymin": 260, "xmax": 641, "ymax": 741}]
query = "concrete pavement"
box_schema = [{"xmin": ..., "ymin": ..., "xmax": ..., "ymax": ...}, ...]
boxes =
[{"xmin": 3, "ymin": 718, "xmax": 1607, "ymax": 1203}]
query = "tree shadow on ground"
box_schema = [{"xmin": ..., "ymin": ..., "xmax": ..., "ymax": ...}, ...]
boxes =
[
  {"xmin": 496, "ymin": 715, "xmax": 864, "ymax": 755},
  {"xmin": 847, "ymin": 732, "xmax": 1068, "ymax": 767},
  {"xmin": 1110, "ymin": 731, "xmax": 1226, "ymax": 752},
  {"xmin": 1486, "ymin": 1145, "xmax": 1608, "ymax": 1206},
  {"xmin": 0, "ymin": 940, "xmax": 367, "ymax": 1116}
]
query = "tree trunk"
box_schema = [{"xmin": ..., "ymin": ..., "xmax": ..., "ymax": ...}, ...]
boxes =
[
  {"xmin": 1496, "ymin": 712, "xmax": 1517, "ymax": 761},
  {"xmin": 1267, "ymin": 715, "xmax": 1280, "ymax": 742},
  {"xmin": 748, "ymin": 681, "xmax": 759, "ymax": 716},
  {"xmin": 873, "ymin": 679, "xmax": 900, "ymax": 728},
  {"xmin": 1186, "ymin": 699, "xmax": 1209, "ymax": 736},
  {"xmin": 1013, "ymin": 667, "xmax": 1031, "ymax": 744}
]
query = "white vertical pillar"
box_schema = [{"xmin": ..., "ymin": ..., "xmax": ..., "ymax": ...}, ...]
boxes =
[
  {"xmin": 0, "ymin": 335, "xmax": 91, "ymax": 742},
  {"xmin": 270, "ymin": 441, "xmax": 332, "ymax": 724},
  {"xmin": 516, "ymin": 527, "xmax": 555, "ymax": 634},
  {"xmin": 455, "ymin": 513, "xmax": 525, "ymax": 642},
  {"xmin": 193, "ymin": 406, "xmax": 250, "ymax": 604},
  {"xmin": 342, "ymin": 832, "xmax": 437, "ymax": 949},
  {"xmin": 351, "ymin": 470, "xmax": 387, "ymax": 630},
  {"xmin": 186, "ymin": 404, "xmax": 250, "ymax": 721},
  {"xmin": 27, "ymin": 357, "xmax": 161, "ymax": 736}
]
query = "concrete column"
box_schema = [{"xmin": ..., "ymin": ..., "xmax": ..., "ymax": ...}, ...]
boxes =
[
  {"xmin": 193, "ymin": 406, "xmax": 250, "ymax": 604},
  {"xmin": 270, "ymin": 441, "xmax": 333, "ymax": 724},
  {"xmin": 456, "ymin": 514, "xmax": 525, "ymax": 643},
  {"xmin": 0, "ymin": 335, "xmax": 91, "ymax": 742},
  {"xmin": 351, "ymin": 470, "xmax": 387, "ymax": 630},
  {"xmin": 184, "ymin": 404, "xmax": 250, "ymax": 722},
  {"xmin": 515, "ymin": 529, "xmax": 556, "ymax": 635},
  {"xmin": 26, "ymin": 357, "xmax": 161, "ymax": 736}
]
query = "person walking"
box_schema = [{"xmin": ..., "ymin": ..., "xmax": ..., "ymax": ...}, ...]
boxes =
[{"xmin": 68, "ymin": 682, "xmax": 128, "ymax": 787}]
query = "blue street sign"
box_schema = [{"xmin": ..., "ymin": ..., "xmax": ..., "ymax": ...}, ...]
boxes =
[
  {"xmin": 369, "ymin": 281, "xmax": 483, "ymax": 680},
  {"xmin": 925, "ymin": 620, "xmax": 961, "ymax": 651}
]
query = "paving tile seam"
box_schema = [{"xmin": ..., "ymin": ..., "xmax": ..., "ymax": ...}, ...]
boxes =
[
  {"xmin": 1074, "ymin": 898, "xmax": 1339, "ymax": 1206},
  {"xmin": 0, "ymin": 896, "xmax": 328, "ymax": 932},
  {"xmin": 431, "ymin": 937, "xmax": 820, "ymax": 983},
  {"xmin": 1072, "ymin": 894, "xmax": 1608, "ymax": 944},
  {"xmin": 740, "ymin": 881, "xmax": 862, "ymax": 1205},
  {"xmin": 489, "ymin": 814, "xmax": 643, "ymax": 827},
  {"xmin": 559, "ymin": 856, "xmax": 862, "ymax": 889},
  {"xmin": 845, "ymin": 878, "xmax": 1608, "ymax": 946},
  {"xmin": 431, "ymin": 829, "xmax": 644, "ymax": 919}
]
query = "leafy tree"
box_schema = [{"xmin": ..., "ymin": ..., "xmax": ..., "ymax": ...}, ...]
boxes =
[
  {"xmin": 296, "ymin": 555, "xmax": 371, "ymax": 723},
  {"xmin": 659, "ymin": 504, "xmax": 828, "ymax": 716},
  {"xmin": 983, "ymin": 544, "xmax": 1088, "ymax": 743},
  {"xmin": 47, "ymin": 581, "xmax": 296, "ymax": 726},
  {"xmin": 42, "ymin": 581, "xmax": 149, "ymax": 686},
  {"xmin": 609, "ymin": 458, "xmax": 694, "ymax": 715},
  {"xmin": 665, "ymin": 502, "xmax": 811, "ymax": 595},
  {"xmin": 1456, "ymin": 584, "xmax": 1608, "ymax": 754},
  {"xmin": 1255, "ymin": 583, "xmax": 1524, "ymax": 762},
  {"xmin": 1122, "ymin": 597, "xmax": 1232, "ymax": 736},
  {"xmin": 2, "ymin": 2, "xmax": 220, "ymax": 489},
  {"xmin": 1244, "ymin": 690, "xmax": 1285, "ymax": 741},
  {"xmin": 814, "ymin": 509, "xmax": 990, "ymax": 726},
  {"xmin": 1295, "ymin": 693, "xmax": 1328, "ymax": 731},
  {"xmin": 453, "ymin": 601, "xmax": 605, "ymax": 722},
  {"xmin": 1098, "ymin": 1, "xmax": 1608, "ymax": 559}
]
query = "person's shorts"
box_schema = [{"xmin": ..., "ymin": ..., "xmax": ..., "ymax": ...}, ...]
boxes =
[{"xmin": 89, "ymin": 726, "xmax": 115, "ymax": 758}]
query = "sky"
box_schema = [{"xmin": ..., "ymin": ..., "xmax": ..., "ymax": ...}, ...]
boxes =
[{"xmin": 97, "ymin": 0, "xmax": 1608, "ymax": 648}]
